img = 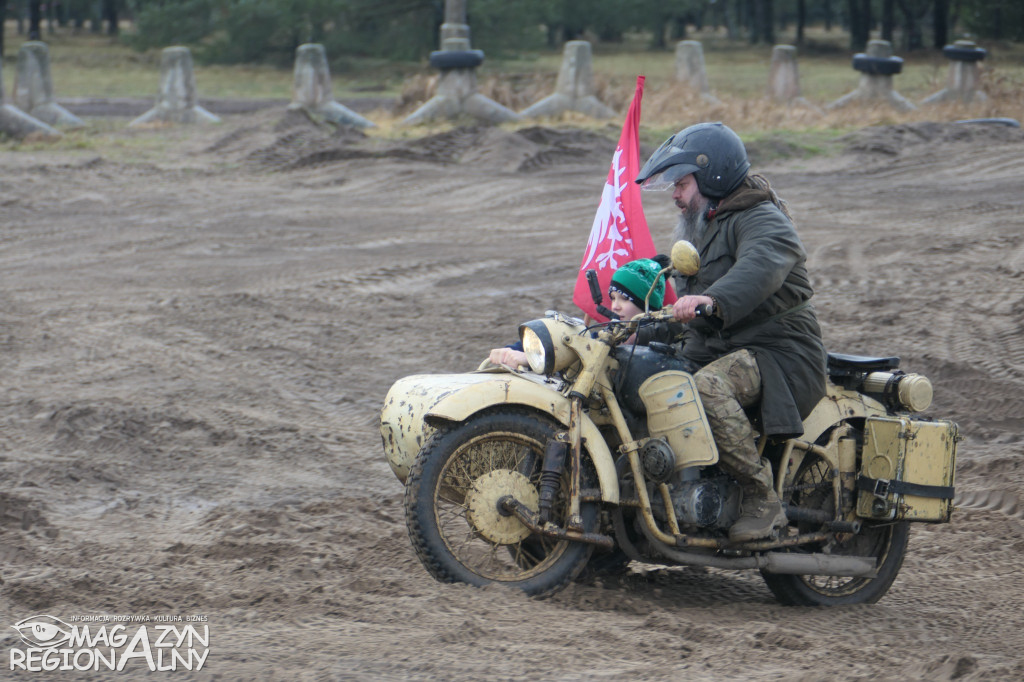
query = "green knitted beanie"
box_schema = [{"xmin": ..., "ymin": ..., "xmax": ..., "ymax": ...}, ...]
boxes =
[{"xmin": 609, "ymin": 258, "xmax": 665, "ymax": 310}]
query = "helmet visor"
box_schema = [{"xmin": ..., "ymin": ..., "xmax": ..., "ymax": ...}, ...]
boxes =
[{"xmin": 639, "ymin": 162, "xmax": 700, "ymax": 192}]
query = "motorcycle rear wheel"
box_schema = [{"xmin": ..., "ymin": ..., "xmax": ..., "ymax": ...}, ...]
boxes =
[
  {"xmin": 404, "ymin": 408, "xmax": 596, "ymax": 597},
  {"xmin": 761, "ymin": 449, "xmax": 910, "ymax": 606}
]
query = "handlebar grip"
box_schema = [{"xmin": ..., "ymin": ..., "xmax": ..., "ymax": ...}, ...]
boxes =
[
  {"xmin": 652, "ymin": 303, "xmax": 714, "ymax": 321},
  {"xmin": 585, "ymin": 269, "xmax": 602, "ymax": 305}
]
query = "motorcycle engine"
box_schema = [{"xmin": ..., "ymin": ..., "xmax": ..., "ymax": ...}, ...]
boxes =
[{"xmin": 651, "ymin": 468, "xmax": 742, "ymax": 531}]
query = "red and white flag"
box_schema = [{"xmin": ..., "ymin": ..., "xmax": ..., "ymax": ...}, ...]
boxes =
[{"xmin": 572, "ymin": 75, "xmax": 674, "ymax": 322}]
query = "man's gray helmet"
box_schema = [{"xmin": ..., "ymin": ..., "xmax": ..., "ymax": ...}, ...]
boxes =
[{"xmin": 635, "ymin": 122, "xmax": 750, "ymax": 199}]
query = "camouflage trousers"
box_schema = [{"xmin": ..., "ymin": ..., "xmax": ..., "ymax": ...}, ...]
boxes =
[{"xmin": 694, "ymin": 349, "xmax": 774, "ymax": 491}]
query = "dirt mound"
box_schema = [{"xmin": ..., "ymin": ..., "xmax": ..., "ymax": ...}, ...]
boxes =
[
  {"xmin": 841, "ymin": 119, "xmax": 1024, "ymax": 155},
  {"xmin": 201, "ymin": 109, "xmax": 617, "ymax": 172}
]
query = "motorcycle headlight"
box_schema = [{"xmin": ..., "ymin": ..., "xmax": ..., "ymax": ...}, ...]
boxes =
[
  {"xmin": 520, "ymin": 322, "xmax": 554, "ymax": 375},
  {"xmin": 519, "ymin": 318, "xmax": 580, "ymax": 375}
]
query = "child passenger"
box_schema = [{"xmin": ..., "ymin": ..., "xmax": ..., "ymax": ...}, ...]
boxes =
[{"xmin": 488, "ymin": 258, "xmax": 666, "ymax": 369}]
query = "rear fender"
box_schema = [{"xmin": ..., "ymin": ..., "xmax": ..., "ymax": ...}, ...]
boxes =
[
  {"xmin": 424, "ymin": 373, "xmax": 620, "ymax": 505},
  {"xmin": 801, "ymin": 382, "xmax": 886, "ymax": 445},
  {"xmin": 781, "ymin": 383, "xmax": 888, "ymax": 489}
]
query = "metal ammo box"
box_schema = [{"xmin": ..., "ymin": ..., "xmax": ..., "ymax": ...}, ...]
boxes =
[{"xmin": 856, "ymin": 416, "xmax": 959, "ymax": 522}]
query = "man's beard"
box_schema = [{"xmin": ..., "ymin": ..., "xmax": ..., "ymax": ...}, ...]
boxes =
[{"xmin": 672, "ymin": 193, "xmax": 711, "ymax": 245}]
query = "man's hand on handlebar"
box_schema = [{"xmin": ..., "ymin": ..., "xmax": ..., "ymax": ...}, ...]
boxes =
[{"xmin": 672, "ymin": 295, "xmax": 715, "ymax": 323}]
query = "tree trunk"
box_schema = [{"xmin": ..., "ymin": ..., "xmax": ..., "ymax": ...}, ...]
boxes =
[
  {"xmin": 763, "ymin": 0, "xmax": 775, "ymax": 44},
  {"xmin": 897, "ymin": 0, "xmax": 923, "ymax": 50},
  {"xmin": 881, "ymin": 0, "xmax": 895, "ymax": 41},
  {"xmin": 847, "ymin": 0, "xmax": 869, "ymax": 50},
  {"xmin": 748, "ymin": 0, "xmax": 774, "ymax": 44},
  {"xmin": 0, "ymin": 0, "xmax": 6, "ymax": 59},
  {"xmin": 28, "ymin": 0, "xmax": 41, "ymax": 39},
  {"xmin": 104, "ymin": 0, "xmax": 118, "ymax": 35},
  {"xmin": 90, "ymin": 0, "xmax": 102, "ymax": 34},
  {"xmin": 725, "ymin": 0, "xmax": 740, "ymax": 40},
  {"xmin": 746, "ymin": 0, "xmax": 756, "ymax": 44},
  {"xmin": 796, "ymin": 0, "xmax": 806, "ymax": 45},
  {"xmin": 673, "ymin": 15, "xmax": 688, "ymax": 41},
  {"xmin": 933, "ymin": 0, "xmax": 950, "ymax": 48}
]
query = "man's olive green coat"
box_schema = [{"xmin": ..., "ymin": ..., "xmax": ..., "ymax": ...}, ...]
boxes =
[{"xmin": 677, "ymin": 184, "xmax": 827, "ymax": 439}]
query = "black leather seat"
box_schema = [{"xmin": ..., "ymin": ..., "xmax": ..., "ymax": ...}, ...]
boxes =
[{"xmin": 827, "ymin": 352, "xmax": 900, "ymax": 373}]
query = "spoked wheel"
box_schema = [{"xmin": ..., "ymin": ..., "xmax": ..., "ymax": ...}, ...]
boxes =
[
  {"xmin": 761, "ymin": 447, "xmax": 910, "ymax": 606},
  {"xmin": 404, "ymin": 409, "xmax": 596, "ymax": 597}
]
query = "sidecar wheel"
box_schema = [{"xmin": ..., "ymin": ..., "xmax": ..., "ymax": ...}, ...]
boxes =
[
  {"xmin": 404, "ymin": 409, "xmax": 596, "ymax": 598},
  {"xmin": 761, "ymin": 450, "xmax": 910, "ymax": 606}
]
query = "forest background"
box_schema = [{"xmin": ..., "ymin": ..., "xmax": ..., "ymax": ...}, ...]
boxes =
[
  {"xmin": 1, "ymin": 0, "xmax": 1022, "ymax": 148},
  {"xmin": 2, "ymin": 0, "xmax": 1022, "ymax": 67}
]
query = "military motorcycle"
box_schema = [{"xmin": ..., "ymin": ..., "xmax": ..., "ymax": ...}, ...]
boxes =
[{"xmin": 380, "ymin": 242, "xmax": 959, "ymax": 605}]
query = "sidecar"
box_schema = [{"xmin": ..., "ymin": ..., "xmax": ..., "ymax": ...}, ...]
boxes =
[
  {"xmin": 380, "ymin": 370, "xmax": 523, "ymax": 483},
  {"xmin": 379, "ymin": 368, "xmax": 623, "ymax": 505}
]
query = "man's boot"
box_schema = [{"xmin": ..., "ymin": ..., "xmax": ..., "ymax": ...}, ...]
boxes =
[{"xmin": 729, "ymin": 481, "xmax": 787, "ymax": 542}]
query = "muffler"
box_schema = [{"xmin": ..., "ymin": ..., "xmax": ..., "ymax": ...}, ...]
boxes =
[
  {"xmin": 756, "ymin": 552, "xmax": 877, "ymax": 578},
  {"xmin": 640, "ymin": 522, "xmax": 878, "ymax": 578}
]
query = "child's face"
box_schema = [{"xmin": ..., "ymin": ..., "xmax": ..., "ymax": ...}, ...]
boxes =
[{"xmin": 609, "ymin": 290, "xmax": 644, "ymax": 320}]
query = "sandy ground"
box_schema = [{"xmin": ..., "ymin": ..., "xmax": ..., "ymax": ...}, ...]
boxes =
[{"xmin": 1, "ymin": 111, "xmax": 1024, "ymax": 680}]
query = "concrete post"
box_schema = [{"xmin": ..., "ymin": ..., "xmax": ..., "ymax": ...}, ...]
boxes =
[
  {"xmin": 520, "ymin": 41, "xmax": 616, "ymax": 119},
  {"xmin": 403, "ymin": 0, "xmax": 519, "ymax": 125},
  {"xmin": 767, "ymin": 45, "xmax": 800, "ymax": 102},
  {"xmin": 674, "ymin": 40, "xmax": 720, "ymax": 105},
  {"xmin": 828, "ymin": 40, "xmax": 915, "ymax": 112},
  {"xmin": 766, "ymin": 44, "xmax": 821, "ymax": 113},
  {"xmin": 129, "ymin": 47, "xmax": 221, "ymax": 127},
  {"xmin": 440, "ymin": 0, "xmax": 470, "ymax": 49},
  {"xmin": 922, "ymin": 40, "xmax": 988, "ymax": 105},
  {"xmin": 0, "ymin": 55, "xmax": 61, "ymax": 139},
  {"xmin": 13, "ymin": 41, "xmax": 85, "ymax": 128},
  {"xmin": 289, "ymin": 44, "xmax": 375, "ymax": 128}
]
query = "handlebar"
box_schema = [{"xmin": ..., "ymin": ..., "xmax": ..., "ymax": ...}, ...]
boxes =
[
  {"xmin": 644, "ymin": 303, "xmax": 714, "ymax": 322},
  {"xmin": 602, "ymin": 301, "xmax": 716, "ymax": 345}
]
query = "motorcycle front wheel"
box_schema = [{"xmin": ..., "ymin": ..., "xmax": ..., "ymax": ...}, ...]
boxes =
[
  {"xmin": 761, "ymin": 448, "xmax": 910, "ymax": 606},
  {"xmin": 404, "ymin": 408, "xmax": 596, "ymax": 597}
]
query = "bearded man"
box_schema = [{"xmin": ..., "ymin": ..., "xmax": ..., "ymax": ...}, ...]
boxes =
[{"xmin": 635, "ymin": 122, "xmax": 827, "ymax": 542}]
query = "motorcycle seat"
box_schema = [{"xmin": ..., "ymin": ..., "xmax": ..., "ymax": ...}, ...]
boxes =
[{"xmin": 827, "ymin": 352, "xmax": 900, "ymax": 373}]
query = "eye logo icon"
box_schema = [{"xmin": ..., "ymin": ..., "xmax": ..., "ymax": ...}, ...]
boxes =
[{"xmin": 11, "ymin": 615, "xmax": 72, "ymax": 648}]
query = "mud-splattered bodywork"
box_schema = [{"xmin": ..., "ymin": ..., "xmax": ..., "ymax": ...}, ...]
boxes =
[{"xmin": 379, "ymin": 371, "xmax": 621, "ymax": 504}]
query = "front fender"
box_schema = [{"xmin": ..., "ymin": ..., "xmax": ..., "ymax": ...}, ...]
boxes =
[{"xmin": 380, "ymin": 371, "xmax": 619, "ymax": 505}]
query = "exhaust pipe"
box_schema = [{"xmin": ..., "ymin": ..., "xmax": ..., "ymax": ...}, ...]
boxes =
[
  {"xmin": 639, "ymin": 522, "xmax": 878, "ymax": 578},
  {"xmin": 757, "ymin": 552, "xmax": 877, "ymax": 578}
]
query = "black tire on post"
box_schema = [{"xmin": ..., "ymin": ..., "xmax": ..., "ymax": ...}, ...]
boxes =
[
  {"xmin": 428, "ymin": 49, "xmax": 485, "ymax": 70},
  {"xmin": 760, "ymin": 443, "xmax": 910, "ymax": 606},
  {"xmin": 852, "ymin": 54, "xmax": 904, "ymax": 76},
  {"xmin": 404, "ymin": 408, "xmax": 596, "ymax": 598},
  {"xmin": 942, "ymin": 44, "xmax": 987, "ymax": 62}
]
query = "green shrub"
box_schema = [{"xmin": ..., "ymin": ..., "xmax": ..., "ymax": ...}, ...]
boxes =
[{"xmin": 127, "ymin": 0, "xmax": 218, "ymax": 50}]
